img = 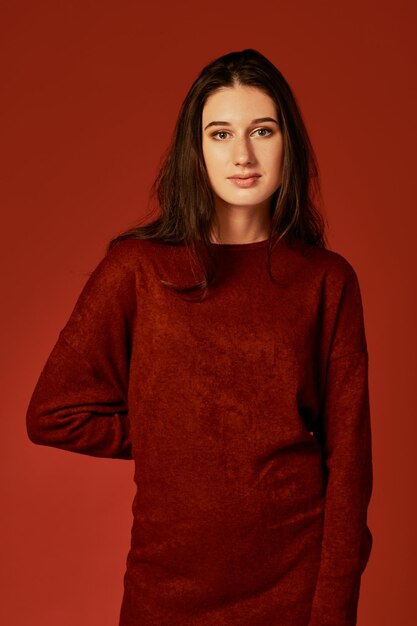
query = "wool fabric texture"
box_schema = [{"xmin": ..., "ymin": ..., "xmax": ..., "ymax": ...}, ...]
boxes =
[{"xmin": 26, "ymin": 234, "xmax": 373, "ymax": 626}]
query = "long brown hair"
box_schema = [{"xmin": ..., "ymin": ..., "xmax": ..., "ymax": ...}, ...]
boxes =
[{"xmin": 107, "ymin": 48, "xmax": 328, "ymax": 299}]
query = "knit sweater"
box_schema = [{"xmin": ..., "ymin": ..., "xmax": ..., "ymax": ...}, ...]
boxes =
[{"xmin": 26, "ymin": 234, "xmax": 373, "ymax": 626}]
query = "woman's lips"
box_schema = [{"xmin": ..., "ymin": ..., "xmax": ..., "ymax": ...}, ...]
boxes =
[{"xmin": 228, "ymin": 175, "xmax": 261, "ymax": 188}]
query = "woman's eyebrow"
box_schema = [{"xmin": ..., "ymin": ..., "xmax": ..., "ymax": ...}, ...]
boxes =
[{"xmin": 203, "ymin": 117, "xmax": 279, "ymax": 131}]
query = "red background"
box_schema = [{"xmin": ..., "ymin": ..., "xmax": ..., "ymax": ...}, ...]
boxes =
[{"xmin": 1, "ymin": 1, "xmax": 416, "ymax": 624}]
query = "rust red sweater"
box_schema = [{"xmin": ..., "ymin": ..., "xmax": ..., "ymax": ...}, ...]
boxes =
[{"xmin": 26, "ymin": 235, "xmax": 373, "ymax": 626}]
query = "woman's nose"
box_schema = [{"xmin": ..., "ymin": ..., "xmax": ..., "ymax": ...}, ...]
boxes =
[{"xmin": 232, "ymin": 137, "xmax": 255, "ymax": 165}]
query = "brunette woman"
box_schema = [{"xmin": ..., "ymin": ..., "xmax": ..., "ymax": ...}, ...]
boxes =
[{"xmin": 26, "ymin": 48, "xmax": 373, "ymax": 626}]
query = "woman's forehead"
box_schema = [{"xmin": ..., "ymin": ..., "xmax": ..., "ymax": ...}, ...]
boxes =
[{"xmin": 202, "ymin": 86, "xmax": 277, "ymax": 123}]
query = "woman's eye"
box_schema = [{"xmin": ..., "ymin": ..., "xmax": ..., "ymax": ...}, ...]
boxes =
[
  {"xmin": 255, "ymin": 127, "xmax": 272, "ymax": 137},
  {"xmin": 212, "ymin": 131, "xmax": 229, "ymax": 140}
]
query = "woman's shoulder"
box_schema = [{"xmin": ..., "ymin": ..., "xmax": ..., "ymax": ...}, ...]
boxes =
[
  {"xmin": 104, "ymin": 236, "xmax": 155, "ymax": 262},
  {"xmin": 77, "ymin": 238, "xmax": 150, "ymax": 297},
  {"xmin": 286, "ymin": 239, "xmax": 361, "ymax": 286},
  {"xmin": 102, "ymin": 236, "xmax": 173, "ymax": 270}
]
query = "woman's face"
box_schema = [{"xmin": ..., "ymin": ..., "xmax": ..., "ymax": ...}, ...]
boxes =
[{"xmin": 201, "ymin": 84, "xmax": 284, "ymax": 212}]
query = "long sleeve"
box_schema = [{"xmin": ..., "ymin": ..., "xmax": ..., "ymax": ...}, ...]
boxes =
[
  {"xmin": 308, "ymin": 264, "xmax": 373, "ymax": 626},
  {"xmin": 26, "ymin": 241, "xmax": 137, "ymax": 459}
]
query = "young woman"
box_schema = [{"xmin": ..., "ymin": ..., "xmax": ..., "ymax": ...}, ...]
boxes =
[{"xmin": 26, "ymin": 48, "xmax": 373, "ymax": 626}]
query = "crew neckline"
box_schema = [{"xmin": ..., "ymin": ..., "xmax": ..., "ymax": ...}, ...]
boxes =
[{"xmin": 208, "ymin": 237, "xmax": 270, "ymax": 250}]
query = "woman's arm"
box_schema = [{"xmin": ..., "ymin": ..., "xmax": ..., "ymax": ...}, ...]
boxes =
[
  {"xmin": 26, "ymin": 240, "xmax": 137, "ymax": 460},
  {"xmin": 308, "ymin": 263, "xmax": 373, "ymax": 626}
]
